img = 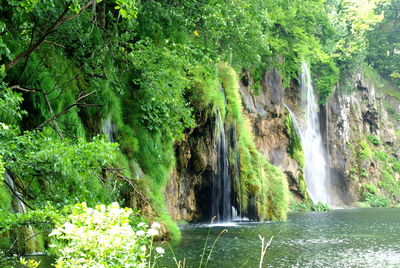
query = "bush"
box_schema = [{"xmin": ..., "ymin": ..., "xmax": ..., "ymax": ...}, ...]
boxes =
[
  {"xmin": 374, "ymin": 151, "xmax": 388, "ymax": 161},
  {"xmin": 366, "ymin": 135, "xmax": 381, "ymax": 146},
  {"xmin": 362, "ymin": 183, "xmax": 377, "ymax": 194},
  {"xmin": 49, "ymin": 203, "xmax": 164, "ymax": 268},
  {"xmin": 310, "ymin": 202, "xmax": 330, "ymax": 212},
  {"xmin": 363, "ymin": 192, "xmax": 390, "ymax": 207},
  {"xmin": 359, "ymin": 140, "xmax": 372, "ymax": 160}
]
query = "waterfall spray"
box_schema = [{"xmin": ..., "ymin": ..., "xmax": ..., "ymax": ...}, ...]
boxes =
[
  {"xmin": 211, "ymin": 110, "xmax": 231, "ymax": 221},
  {"xmin": 298, "ymin": 62, "xmax": 332, "ymax": 205}
]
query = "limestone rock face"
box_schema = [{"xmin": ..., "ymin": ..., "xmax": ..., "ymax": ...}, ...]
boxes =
[
  {"xmin": 165, "ymin": 67, "xmax": 400, "ymax": 221},
  {"xmin": 240, "ymin": 69, "xmax": 305, "ymax": 200},
  {"xmin": 165, "ymin": 68, "xmax": 306, "ymax": 222},
  {"xmin": 327, "ymin": 71, "xmax": 400, "ymax": 204},
  {"xmin": 164, "ymin": 116, "xmax": 216, "ymax": 222}
]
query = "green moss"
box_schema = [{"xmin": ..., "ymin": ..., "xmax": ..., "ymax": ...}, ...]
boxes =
[
  {"xmin": 375, "ymin": 151, "xmax": 389, "ymax": 161},
  {"xmin": 364, "ymin": 65, "xmax": 400, "ymax": 101},
  {"xmin": 359, "ymin": 140, "xmax": 372, "ymax": 160},
  {"xmin": 218, "ymin": 63, "xmax": 289, "ymax": 221},
  {"xmin": 366, "ymin": 135, "xmax": 381, "ymax": 146},
  {"xmin": 284, "ymin": 110, "xmax": 304, "ymax": 168},
  {"xmin": 0, "ymin": 182, "xmax": 12, "ymax": 212},
  {"xmin": 187, "ymin": 65, "xmax": 226, "ymax": 118}
]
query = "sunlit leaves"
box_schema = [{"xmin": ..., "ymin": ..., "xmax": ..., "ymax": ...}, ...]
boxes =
[
  {"xmin": 115, "ymin": 0, "xmax": 137, "ymax": 19},
  {"xmin": 0, "ymin": 89, "xmax": 26, "ymax": 124},
  {"xmin": 129, "ymin": 40, "xmax": 195, "ymax": 140},
  {"xmin": 0, "ymin": 128, "xmax": 120, "ymax": 206},
  {"xmin": 367, "ymin": 0, "xmax": 400, "ymax": 86},
  {"xmin": 328, "ymin": 0, "xmax": 387, "ymax": 67},
  {"xmin": 49, "ymin": 202, "xmax": 163, "ymax": 267}
]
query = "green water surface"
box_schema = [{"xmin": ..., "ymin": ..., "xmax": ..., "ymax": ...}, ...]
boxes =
[
  {"xmin": 160, "ymin": 208, "xmax": 400, "ymax": 267},
  {"xmin": 17, "ymin": 208, "xmax": 400, "ymax": 267}
]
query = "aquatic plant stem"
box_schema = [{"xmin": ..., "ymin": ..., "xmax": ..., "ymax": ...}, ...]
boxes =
[
  {"xmin": 199, "ymin": 216, "xmax": 216, "ymax": 268},
  {"xmin": 163, "ymin": 241, "xmax": 186, "ymax": 268},
  {"xmin": 259, "ymin": 235, "xmax": 273, "ymax": 268},
  {"xmin": 204, "ymin": 229, "xmax": 228, "ymax": 267}
]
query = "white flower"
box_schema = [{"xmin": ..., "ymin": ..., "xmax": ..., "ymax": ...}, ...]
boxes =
[
  {"xmin": 140, "ymin": 245, "xmax": 147, "ymax": 251},
  {"xmin": 0, "ymin": 123, "xmax": 8, "ymax": 130},
  {"xmin": 136, "ymin": 230, "xmax": 145, "ymax": 236},
  {"xmin": 151, "ymin": 222, "xmax": 161, "ymax": 229},
  {"xmin": 137, "ymin": 222, "xmax": 146, "ymax": 228},
  {"xmin": 147, "ymin": 228, "xmax": 158, "ymax": 236},
  {"xmin": 49, "ymin": 228, "xmax": 62, "ymax": 236},
  {"xmin": 155, "ymin": 247, "xmax": 164, "ymax": 254},
  {"xmin": 63, "ymin": 222, "xmax": 76, "ymax": 234}
]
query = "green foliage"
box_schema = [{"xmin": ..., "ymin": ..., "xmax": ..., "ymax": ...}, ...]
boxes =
[
  {"xmin": 367, "ymin": 0, "xmax": 400, "ymax": 87},
  {"xmin": 1, "ymin": 0, "xmax": 393, "ymax": 258},
  {"xmin": 310, "ymin": 202, "xmax": 331, "ymax": 212},
  {"xmin": 128, "ymin": 40, "xmax": 195, "ymax": 140},
  {"xmin": 19, "ymin": 258, "xmax": 40, "ymax": 268},
  {"xmin": 0, "ymin": 89, "xmax": 26, "ymax": 124},
  {"xmin": 375, "ymin": 151, "xmax": 389, "ymax": 161},
  {"xmin": 366, "ymin": 134, "xmax": 381, "ymax": 145},
  {"xmin": 49, "ymin": 202, "xmax": 164, "ymax": 268},
  {"xmin": 290, "ymin": 199, "xmax": 330, "ymax": 212},
  {"xmin": 363, "ymin": 192, "xmax": 391, "ymax": 207},
  {"xmin": 0, "ymin": 127, "xmax": 121, "ymax": 207},
  {"xmin": 187, "ymin": 64, "xmax": 226, "ymax": 118},
  {"xmin": 359, "ymin": 140, "xmax": 372, "ymax": 160},
  {"xmin": 284, "ymin": 110, "xmax": 304, "ymax": 168},
  {"xmin": 362, "ymin": 183, "xmax": 377, "ymax": 194},
  {"xmin": 362, "ymin": 183, "xmax": 391, "ymax": 207},
  {"xmin": 0, "ymin": 205, "xmax": 64, "ymax": 237},
  {"xmin": 219, "ymin": 63, "xmax": 289, "ymax": 221},
  {"xmin": 328, "ymin": 0, "xmax": 386, "ymax": 71}
]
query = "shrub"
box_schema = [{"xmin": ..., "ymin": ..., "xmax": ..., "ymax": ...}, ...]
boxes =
[
  {"xmin": 363, "ymin": 192, "xmax": 390, "ymax": 207},
  {"xmin": 359, "ymin": 140, "xmax": 372, "ymax": 160},
  {"xmin": 49, "ymin": 202, "xmax": 164, "ymax": 268},
  {"xmin": 310, "ymin": 202, "xmax": 330, "ymax": 212},
  {"xmin": 362, "ymin": 183, "xmax": 377, "ymax": 194},
  {"xmin": 374, "ymin": 151, "xmax": 388, "ymax": 161},
  {"xmin": 366, "ymin": 135, "xmax": 381, "ymax": 146}
]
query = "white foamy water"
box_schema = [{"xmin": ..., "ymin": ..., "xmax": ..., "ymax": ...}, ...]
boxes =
[{"xmin": 299, "ymin": 62, "xmax": 332, "ymax": 205}]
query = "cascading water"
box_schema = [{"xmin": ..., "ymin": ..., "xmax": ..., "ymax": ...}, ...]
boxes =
[
  {"xmin": 298, "ymin": 62, "xmax": 332, "ymax": 205},
  {"xmin": 211, "ymin": 110, "xmax": 231, "ymax": 221},
  {"xmin": 4, "ymin": 172, "xmax": 39, "ymax": 254},
  {"xmin": 102, "ymin": 115, "xmax": 116, "ymax": 142}
]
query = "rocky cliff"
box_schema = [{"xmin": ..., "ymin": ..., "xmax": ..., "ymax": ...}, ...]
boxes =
[
  {"xmin": 327, "ymin": 68, "xmax": 400, "ymax": 206},
  {"xmin": 165, "ymin": 68, "xmax": 305, "ymax": 222},
  {"xmin": 165, "ymin": 64, "xmax": 400, "ymax": 221}
]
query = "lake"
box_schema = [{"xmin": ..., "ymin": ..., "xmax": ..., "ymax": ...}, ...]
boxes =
[
  {"xmin": 18, "ymin": 208, "xmax": 400, "ymax": 267},
  {"xmin": 159, "ymin": 208, "xmax": 400, "ymax": 267}
]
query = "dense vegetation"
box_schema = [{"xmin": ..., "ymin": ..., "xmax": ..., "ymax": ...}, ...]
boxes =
[{"xmin": 0, "ymin": 0, "xmax": 397, "ymax": 264}]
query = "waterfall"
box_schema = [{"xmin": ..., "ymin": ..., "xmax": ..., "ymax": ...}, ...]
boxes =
[
  {"xmin": 102, "ymin": 115, "xmax": 116, "ymax": 142},
  {"xmin": 298, "ymin": 62, "xmax": 332, "ymax": 205},
  {"xmin": 211, "ymin": 110, "xmax": 231, "ymax": 221},
  {"xmin": 4, "ymin": 173, "xmax": 39, "ymax": 254}
]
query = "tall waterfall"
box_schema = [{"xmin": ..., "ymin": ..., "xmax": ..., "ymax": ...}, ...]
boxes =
[
  {"xmin": 299, "ymin": 62, "xmax": 332, "ymax": 205},
  {"xmin": 211, "ymin": 110, "xmax": 231, "ymax": 221}
]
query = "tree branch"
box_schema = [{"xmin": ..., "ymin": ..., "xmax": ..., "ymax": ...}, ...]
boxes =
[
  {"xmin": 5, "ymin": 0, "xmax": 95, "ymax": 71},
  {"xmin": 3, "ymin": 170, "xmax": 35, "ymax": 210},
  {"xmin": 35, "ymin": 90, "xmax": 97, "ymax": 130}
]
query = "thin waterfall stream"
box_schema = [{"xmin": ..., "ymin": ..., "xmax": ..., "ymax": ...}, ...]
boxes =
[
  {"xmin": 211, "ymin": 110, "xmax": 231, "ymax": 221},
  {"xmin": 298, "ymin": 62, "xmax": 332, "ymax": 205},
  {"xmin": 4, "ymin": 172, "xmax": 39, "ymax": 254}
]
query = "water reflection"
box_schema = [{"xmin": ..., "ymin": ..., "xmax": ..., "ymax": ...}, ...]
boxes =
[
  {"xmin": 161, "ymin": 208, "xmax": 400, "ymax": 267},
  {"xmin": 18, "ymin": 208, "xmax": 400, "ymax": 267}
]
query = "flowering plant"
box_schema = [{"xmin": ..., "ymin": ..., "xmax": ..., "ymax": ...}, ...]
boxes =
[{"xmin": 49, "ymin": 202, "xmax": 164, "ymax": 268}]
